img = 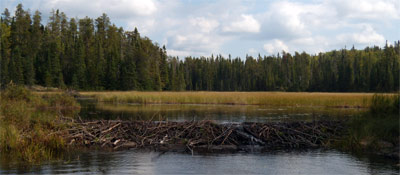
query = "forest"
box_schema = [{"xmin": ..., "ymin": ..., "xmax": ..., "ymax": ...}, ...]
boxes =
[{"xmin": 1, "ymin": 4, "xmax": 399, "ymax": 92}]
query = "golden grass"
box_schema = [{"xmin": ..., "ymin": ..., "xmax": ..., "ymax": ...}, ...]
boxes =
[{"xmin": 79, "ymin": 91, "xmax": 377, "ymax": 107}]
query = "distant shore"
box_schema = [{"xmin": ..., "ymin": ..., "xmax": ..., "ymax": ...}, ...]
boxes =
[{"xmin": 77, "ymin": 91, "xmax": 375, "ymax": 108}]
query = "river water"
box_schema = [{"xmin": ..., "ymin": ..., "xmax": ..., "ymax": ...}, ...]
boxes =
[
  {"xmin": 1, "ymin": 150, "xmax": 398, "ymax": 174},
  {"xmin": 78, "ymin": 102, "xmax": 364, "ymax": 123},
  {"xmin": 1, "ymin": 102, "xmax": 398, "ymax": 174}
]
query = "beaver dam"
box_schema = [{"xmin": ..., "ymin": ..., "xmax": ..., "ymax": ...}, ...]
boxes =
[{"xmin": 65, "ymin": 120, "xmax": 344, "ymax": 153}]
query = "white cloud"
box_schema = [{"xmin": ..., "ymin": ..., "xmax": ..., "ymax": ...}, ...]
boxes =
[
  {"xmin": 223, "ymin": 14, "xmax": 260, "ymax": 33},
  {"xmin": 289, "ymin": 36, "xmax": 330, "ymax": 54},
  {"xmin": 263, "ymin": 39, "xmax": 289, "ymax": 55},
  {"xmin": 166, "ymin": 32, "xmax": 227, "ymax": 58},
  {"xmin": 258, "ymin": 1, "xmax": 324, "ymax": 39},
  {"xmin": 248, "ymin": 48, "xmax": 258, "ymax": 55},
  {"xmin": 337, "ymin": 25, "xmax": 385, "ymax": 45},
  {"xmin": 190, "ymin": 17, "xmax": 219, "ymax": 33},
  {"xmin": 328, "ymin": 0, "xmax": 400, "ymax": 19},
  {"xmin": 43, "ymin": 0, "xmax": 157, "ymax": 18},
  {"xmin": 167, "ymin": 49, "xmax": 192, "ymax": 58},
  {"xmin": 126, "ymin": 19, "xmax": 156, "ymax": 35}
]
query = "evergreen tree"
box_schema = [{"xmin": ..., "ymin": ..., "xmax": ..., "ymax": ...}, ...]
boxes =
[
  {"xmin": 160, "ymin": 45, "xmax": 169, "ymax": 90},
  {"xmin": 1, "ymin": 9, "xmax": 12, "ymax": 87}
]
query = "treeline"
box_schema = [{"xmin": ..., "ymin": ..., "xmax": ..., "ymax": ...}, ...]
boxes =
[
  {"xmin": 181, "ymin": 45, "xmax": 399, "ymax": 92},
  {"xmin": 1, "ymin": 4, "xmax": 399, "ymax": 92}
]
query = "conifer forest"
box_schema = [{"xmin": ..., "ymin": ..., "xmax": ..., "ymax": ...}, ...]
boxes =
[{"xmin": 1, "ymin": 4, "xmax": 399, "ymax": 92}]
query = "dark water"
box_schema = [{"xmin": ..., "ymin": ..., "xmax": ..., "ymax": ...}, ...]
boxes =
[
  {"xmin": 1, "ymin": 101, "xmax": 398, "ymax": 174},
  {"xmin": 1, "ymin": 150, "xmax": 398, "ymax": 174},
  {"xmin": 78, "ymin": 100, "xmax": 365, "ymax": 123}
]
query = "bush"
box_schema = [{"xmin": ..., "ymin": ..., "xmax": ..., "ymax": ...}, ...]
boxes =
[{"xmin": 1, "ymin": 85, "xmax": 45, "ymax": 106}]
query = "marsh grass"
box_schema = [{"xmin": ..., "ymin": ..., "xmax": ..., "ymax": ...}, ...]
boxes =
[
  {"xmin": 344, "ymin": 114, "xmax": 398, "ymax": 150},
  {"xmin": 0, "ymin": 86, "xmax": 79, "ymax": 163},
  {"xmin": 369, "ymin": 93, "xmax": 399, "ymax": 114},
  {"xmin": 337, "ymin": 94, "xmax": 399, "ymax": 154},
  {"xmin": 80, "ymin": 91, "xmax": 374, "ymax": 107}
]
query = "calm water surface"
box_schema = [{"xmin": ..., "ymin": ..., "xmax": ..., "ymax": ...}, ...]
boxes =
[
  {"xmin": 1, "ymin": 101, "xmax": 397, "ymax": 174},
  {"xmin": 79, "ymin": 101, "xmax": 365, "ymax": 123},
  {"xmin": 1, "ymin": 149, "xmax": 398, "ymax": 174}
]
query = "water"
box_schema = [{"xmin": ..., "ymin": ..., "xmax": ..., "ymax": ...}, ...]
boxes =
[
  {"xmin": 1, "ymin": 150, "xmax": 398, "ymax": 174},
  {"xmin": 78, "ymin": 100, "xmax": 365, "ymax": 123},
  {"xmin": 1, "ymin": 101, "xmax": 398, "ymax": 174}
]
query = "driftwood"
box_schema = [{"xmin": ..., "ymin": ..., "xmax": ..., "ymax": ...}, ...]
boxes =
[{"xmin": 64, "ymin": 120, "xmax": 344, "ymax": 152}]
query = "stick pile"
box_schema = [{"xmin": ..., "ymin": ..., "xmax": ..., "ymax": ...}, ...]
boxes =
[{"xmin": 65, "ymin": 120, "xmax": 344, "ymax": 152}]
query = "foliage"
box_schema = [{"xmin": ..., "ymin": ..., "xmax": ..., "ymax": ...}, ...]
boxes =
[
  {"xmin": 0, "ymin": 84, "xmax": 43, "ymax": 105},
  {"xmin": 1, "ymin": 4, "xmax": 399, "ymax": 92},
  {"xmin": 0, "ymin": 85, "xmax": 78, "ymax": 162}
]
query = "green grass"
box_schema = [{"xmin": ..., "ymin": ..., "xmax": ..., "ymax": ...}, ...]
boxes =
[
  {"xmin": 338, "ymin": 94, "xmax": 399, "ymax": 155},
  {"xmin": 0, "ymin": 85, "xmax": 79, "ymax": 163},
  {"xmin": 369, "ymin": 93, "xmax": 399, "ymax": 114},
  {"xmin": 80, "ymin": 91, "xmax": 375, "ymax": 108}
]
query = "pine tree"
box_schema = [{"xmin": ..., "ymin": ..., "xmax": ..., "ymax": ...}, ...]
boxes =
[
  {"xmin": 120, "ymin": 57, "xmax": 138, "ymax": 90},
  {"xmin": 9, "ymin": 45, "xmax": 24, "ymax": 84},
  {"xmin": 160, "ymin": 45, "xmax": 169, "ymax": 90},
  {"xmin": 104, "ymin": 24, "xmax": 120, "ymax": 90},
  {"xmin": 1, "ymin": 9, "xmax": 12, "ymax": 87}
]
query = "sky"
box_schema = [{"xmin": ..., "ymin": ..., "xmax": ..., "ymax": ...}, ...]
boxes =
[{"xmin": 2, "ymin": 0, "xmax": 400, "ymax": 58}]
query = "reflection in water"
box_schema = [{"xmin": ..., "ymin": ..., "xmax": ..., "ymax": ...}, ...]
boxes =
[
  {"xmin": 1, "ymin": 150, "xmax": 398, "ymax": 174},
  {"xmin": 79, "ymin": 101, "xmax": 365, "ymax": 123}
]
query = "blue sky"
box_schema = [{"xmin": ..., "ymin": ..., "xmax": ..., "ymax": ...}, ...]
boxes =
[{"xmin": 2, "ymin": 0, "xmax": 400, "ymax": 58}]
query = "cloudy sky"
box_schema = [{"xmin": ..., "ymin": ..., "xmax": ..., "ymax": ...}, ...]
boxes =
[{"xmin": 2, "ymin": 0, "xmax": 400, "ymax": 58}]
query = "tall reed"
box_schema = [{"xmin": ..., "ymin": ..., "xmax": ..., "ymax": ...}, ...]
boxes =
[{"xmin": 338, "ymin": 93, "xmax": 399, "ymax": 156}]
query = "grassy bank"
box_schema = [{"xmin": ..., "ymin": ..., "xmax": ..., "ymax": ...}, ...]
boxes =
[
  {"xmin": 339, "ymin": 94, "xmax": 399, "ymax": 158},
  {"xmin": 0, "ymin": 86, "xmax": 79, "ymax": 162},
  {"xmin": 80, "ymin": 91, "xmax": 374, "ymax": 107}
]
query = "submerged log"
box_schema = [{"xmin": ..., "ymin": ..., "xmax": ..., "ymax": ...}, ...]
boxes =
[{"xmin": 64, "ymin": 120, "xmax": 344, "ymax": 153}]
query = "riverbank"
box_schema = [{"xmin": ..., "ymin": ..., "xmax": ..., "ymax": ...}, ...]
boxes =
[
  {"xmin": 0, "ymin": 86, "xmax": 80, "ymax": 162},
  {"xmin": 79, "ymin": 91, "xmax": 374, "ymax": 108}
]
